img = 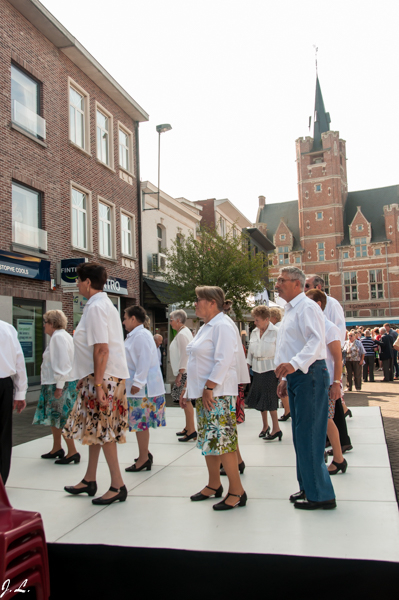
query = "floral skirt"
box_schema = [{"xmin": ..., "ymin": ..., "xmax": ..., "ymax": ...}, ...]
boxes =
[
  {"xmin": 195, "ymin": 395, "xmax": 237, "ymax": 456},
  {"xmin": 63, "ymin": 375, "xmax": 128, "ymax": 445},
  {"xmin": 128, "ymin": 391, "xmax": 166, "ymax": 432},
  {"xmin": 33, "ymin": 381, "xmax": 78, "ymax": 429}
]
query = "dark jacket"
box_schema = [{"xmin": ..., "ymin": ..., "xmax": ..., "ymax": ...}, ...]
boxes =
[{"xmin": 375, "ymin": 334, "xmax": 394, "ymax": 360}]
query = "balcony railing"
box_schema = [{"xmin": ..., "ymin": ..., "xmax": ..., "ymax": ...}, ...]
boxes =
[
  {"xmin": 12, "ymin": 100, "xmax": 46, "ymax": 139},
  {"xmin": 13, "ymin": 221, "xmax": 48, "ymax": 251}
]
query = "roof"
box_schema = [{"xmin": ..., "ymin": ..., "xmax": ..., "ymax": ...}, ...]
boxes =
[
  {"xmin": 341, "ymin": 185, "xmax": 399, "ymax": 245},
  {"xmin": 257, "ymin": 200, "xmax": 302, "ymax": 251},
  {"xmin": 312, "ymin": 76, "xmax": 330, "ymax": 151},
  {"xmin": 143, "ymin": 277, "xmax": 174, "ymax": 306},
  {"xmin": 8, "ymin": 0, "xmax": 149, "ymax": 122},
  {"xmin": 244, "ymin": 228, "xmax": 275, "ymax": 252}
]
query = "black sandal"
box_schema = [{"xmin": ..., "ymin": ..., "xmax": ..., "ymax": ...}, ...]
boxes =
[{"xmin": 190, "ymin": 485, "xmax": 223, "ymax": 501}]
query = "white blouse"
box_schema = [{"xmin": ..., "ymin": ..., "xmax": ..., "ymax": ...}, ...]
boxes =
[
  {"xmin": 325, "ymin": 316, "xmax": 341, "ymax": 385},
  {"xmin": 186, "ymin": 311, "xmax": 238, "ymax": 399},
  {"xmin": 224, "ymin": 315, "xmax": 250, "ymax": 385},
  {"xmin": 124, "ymin": 325, "xmax": 165, "ymax": 398},
  {"xmin": 73, "ymin": 292, "xmax": 129, "ymax": 380},
  {"xmin": 247, "ymin": 323, "xmax": 278, "ymax": 374},
  {"xmin": 41, "ymin": 329, "xmax": 75, "ymax": 388},
  {"xmin": 169, "ymin": 327, "xmax": 193, "ymax": 376},
  {"xmin": 0, "ymin": 320, "xmax": 28, "ymax": 401}
]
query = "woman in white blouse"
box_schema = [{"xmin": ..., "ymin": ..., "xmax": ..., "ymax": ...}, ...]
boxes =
[
  {"xmin": 33, "ymin": 310, "xmax": 79, "ymax": 463},
  {"xmin": 169, "ymin": 309, "xmax": 195, "ymax": 442},
  {"xmin": 247, "ymin": 305, "xmax": 282, "ymax": 441},
  {"xmin": 123, "ymin": 305, "xmax": 166, "ymax": 472},
  {"xmin": 187, "ymin": 286, "xmax": 246, "ymax": 511},
  {"xmin": 63, "ymin": 263, "xmax": 130, "ymax": 505}
]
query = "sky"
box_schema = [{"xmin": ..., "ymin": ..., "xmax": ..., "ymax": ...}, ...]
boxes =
[{"xmin": 40, "ymin": 0, "xmax": 399, "ymax": 223}]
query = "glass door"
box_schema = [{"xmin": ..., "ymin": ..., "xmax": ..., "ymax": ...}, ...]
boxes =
[{"xmin": 13, "ymin": 298, "xmax": 44, "ymax": 386}]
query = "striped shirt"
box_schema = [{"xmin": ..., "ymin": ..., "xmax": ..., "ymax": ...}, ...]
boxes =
[{"xmin": 360, "ymin": 336, "xmax": 377, "ymax": 356}]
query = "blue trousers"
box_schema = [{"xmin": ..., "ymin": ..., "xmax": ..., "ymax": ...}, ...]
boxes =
[{"xmin": 287, "ymin": 360, "xmax": 335, "ymax": 502}]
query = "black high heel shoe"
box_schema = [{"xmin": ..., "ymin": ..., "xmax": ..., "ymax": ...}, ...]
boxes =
[
  {"xmin": 134, "ymin": 452, "xmax": 153, "ymax": 464},
  {"xmin": 176, "ymin": 428, "xmax": 187, "ymax": 437},
  {"xmin": 328, "ymin": 459, "xmax": 348, "ymax": 475},
  {"xmin": 178, "ymin": 431, "xmax": 197, "ymax": 443},
  {"xmin": 41, "ymin": 449, "xmax": 65, "ymax": 459},
  {"xmin": 278, "ymin": 413, "xmax": 291, "ymax": 421},
  {"xmin": 190, "ymin": 485, "xmax": 223, "ymax": 501},
  {"xmin": 125, "ymin": 458, "xmax": 152, "ymax": 472},
  {"xmin": 92, "ymin": 485, "xmax": 127, "ymax": 505},
  {"xmin": 264, "ymin": 430, "xmax": 283, "ymax": 441},
  {"xmin": 64, "ymin": 479, "xmax": 97, "ymax": 496},
  {"xmin": 55, "ymin": 453, "xmax": 81, "ymax": 465},
  {"xmin": 344, "ymin": 409, "xmax": 353, "ymax": 419},
  {"xmin": 213, "ymin": 491, "xmax": 247, "ymax": 511},
  {"xmin": 259, "ymin": 426, "xmax": 270, "ymax": 438},
  {"xmin": 220, "ymin": 461, "xmax": 245, "ymax": 476}
]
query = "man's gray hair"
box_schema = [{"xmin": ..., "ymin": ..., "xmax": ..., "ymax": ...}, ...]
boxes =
[
  {"xmin": 380, "ymin": 327, "xmax": 386, "ymax": 334},
  {"xmin": 169, "ymin": 309, "xmax": 187, "ymax": 324},
  {"xmin": 279, "ymin": 267, "xmax": 306, "ymax": 289},
  {"xmin": 312, "ymin": 275, "xmax": 325, "ymax": 290}
]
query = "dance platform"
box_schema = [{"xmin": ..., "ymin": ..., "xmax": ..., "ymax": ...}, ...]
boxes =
[{"xmin": 6, "ymin": 406, "xmax": 399, "ymax": 598}]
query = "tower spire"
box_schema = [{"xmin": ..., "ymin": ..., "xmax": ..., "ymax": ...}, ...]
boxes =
[{"xmin": 312, "ymin": 74, "xmax": 330, "ymax": 151}]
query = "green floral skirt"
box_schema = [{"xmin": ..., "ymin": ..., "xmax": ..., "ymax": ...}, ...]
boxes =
[
  {"xmin": 196, "ymin": 395, "xmax": 237, "ymax": 456},
  {"xmin": 33, "ymin": 381, "xmax": 78, "ymax": 429}
]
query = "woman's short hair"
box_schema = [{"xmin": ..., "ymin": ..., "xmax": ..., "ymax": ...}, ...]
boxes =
[
  {"xmin": 251, "ymin": 305, "xmax": 270, "ymax": 320},
  {"xmin": 195, "ymin": 286, "xmax": 225, "ymax": 311},
  {"xmin": 144, "ymin": 315, "xmax": 151, "ymax": 330},
  {"xmin": 169, "ymin": 309, "xmax": 187, "ymax": 324},
  {"xmin": 269, "ymin": 307, "xmax": 282, "ymax": 323},
  {"xmin": 76, "ymin": 262, "xmax": 107, "ymax": 291},
  {"xmin": 44, "ymin": 309, "xmax": 67, "ymax": 330},
  {"xmin": 305, "ymin": 288, "xmax": 327, "ymax": 311},
  {"xmin": 125, "ymin": 305, "xmax": 146, "ymax": 323}
]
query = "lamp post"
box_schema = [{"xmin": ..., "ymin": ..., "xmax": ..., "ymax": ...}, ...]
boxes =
[{"xmin": 143, "ymin": 123, "xmax": 172, "ymax": 211}]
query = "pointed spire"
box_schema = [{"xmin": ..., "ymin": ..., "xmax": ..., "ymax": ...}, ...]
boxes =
[{"xmin": 312, "ymin": 76, "xmax": 331, "ymax": 151}]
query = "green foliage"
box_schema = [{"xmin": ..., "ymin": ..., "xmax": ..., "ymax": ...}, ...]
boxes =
[{"xmin": 160, "ymin": 226, "xmax": 268, "ymax": 319}]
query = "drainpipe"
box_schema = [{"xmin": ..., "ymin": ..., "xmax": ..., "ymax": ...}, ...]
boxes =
[
  {"xmin": 385, "ymin": 242, "xmax": 391, "ymax": 317},
  {"xmin": 135, "ymin": 121, "xmax": 144, "ymax": 306}
]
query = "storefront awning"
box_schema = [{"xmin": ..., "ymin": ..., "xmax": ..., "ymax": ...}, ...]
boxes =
[{"xmin": 143, "ymin": 277, "xmax": 174, "ymax": 307}]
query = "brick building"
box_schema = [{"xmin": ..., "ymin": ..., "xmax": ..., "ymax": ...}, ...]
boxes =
[
  {"xmin": 0, "ymin": 0, "xmax": 148, "ymax": 396},
  {"xmin": 256, "ymin": 75, "xmax": 399, "ymax": 327}
]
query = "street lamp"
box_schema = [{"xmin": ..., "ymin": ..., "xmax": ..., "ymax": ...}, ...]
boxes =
[{"xmin": 143, "ymin": 123, "xmax": 172, "ymax": 211}]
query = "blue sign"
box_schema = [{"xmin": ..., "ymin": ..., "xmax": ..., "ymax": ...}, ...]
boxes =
[
  {"xmin": 0, "ymin": 250, "xmax": 50, "ymax": 281},
  {"xmin": 60, "ymin": 258, "xmax": 85, "ymax": 285},
  {"xmin": 104, "ymin": 277, "xmax": 128, "ymax": 296}
]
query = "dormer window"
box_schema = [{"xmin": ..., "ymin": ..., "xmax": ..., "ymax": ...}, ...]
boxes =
[
  {"xmin": 278, "ymin": 246, "xmax": 289, "ymax": 265},
  {"xmin": 355, "ymin": 237, "xmax": 367, "ymax": 257},
  {"xmin": 356, "ymin": 224, "xmax": 363, "ymax": 232},
  {"xmin": 280, "ymin": 234, "xmax": 286, "ymax": 241}
]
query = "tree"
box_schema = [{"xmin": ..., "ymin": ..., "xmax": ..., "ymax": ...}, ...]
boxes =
[{"xmin": 160, "ymin": 226, "xmax": 268, "ymax": 319}]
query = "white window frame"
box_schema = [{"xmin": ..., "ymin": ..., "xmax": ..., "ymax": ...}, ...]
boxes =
[
  {"xmin": 70, "ymin": 182, "xmax": 92, "ymax": 252},
  {"xmin": 95, "ymin": 102, "xmax": 114, "ymax": 170},
  {"xmin": 120, "ymin": 209, "xmax": 136, "ymax": 258},
  {"xmin": 68, "ymin": 78, "xmax": 90, "ymax": 155},
  {"xmin": 118, "ymin": 122, "xmax": 134, "ymax": 176},
  {"xmin": 98, "ymin": 197, "xmax": 116, "ymax": 259},
  {"xmin": 354, "ymin": 237, "xmax": 367, "ymax": 257},
  {"xmin": 369, "ymin": 269, "xmax": 384, "ymax": 299}
]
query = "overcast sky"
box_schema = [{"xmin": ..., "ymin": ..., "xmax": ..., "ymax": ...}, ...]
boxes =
[{"xmin": 41, "ymin": 0, "xmax": 399, "ymax": 223}]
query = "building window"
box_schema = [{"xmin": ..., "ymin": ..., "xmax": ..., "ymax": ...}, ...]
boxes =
[
  {"xmin": 356, "ymin": 224, "xmax": 363, "ymax": 232},
  {"xmin": 268, "ymin": 254, "xmax": 274, "ymax": 267},
  {"xmin": 71, "ymin": 187, "xmax": 87, "ymax": 250},
  {"xmin": 316, "ymin": 212, "xmax": 323, "ymax": 220},
  {"xmin": 232, "ymin": 227, "xmax": 237, "ymax": 239},
  {"xmin": 278, "ymin": 246, "xmax": 289, "ymax": 265},
  {"xmin": 219, "ymin": 218, "xmax": 226, "ymax": 237},
  {"xmin": 318, "ymin": 242, "xmax": 325, "ymax": 261},
  {"xmin": 121, "ymin": 211, "xmax": 135, "ymax": 257},
  {"xmin": 370, "ymin": 269, "xmax": 383, "ymax": 299},
  {"xmin": 318, "ymin": 273, "xmax": 330, "ymax": 295},
  {"xmin": 355, "ymin": 237, "xmax": 367, "ymax": 257},
  {"xmin": 315, "ymin": 184, "xmax": 322, "ymax": 192},
  {"xmin": 344, "ymin": 271, "xmax": 357, "ymax": 300},
  {"xmin": 345, "ymin": 310, "xmax": 358, "ymax": 318},
  {"xmin": 343, "ymin": 251, "xmax": 349, "ymax": 259},
  {"xmin": 68, "ymin": 79, "xmax": 90, "ymax": 152},
  {"xmin": 11, "ymin": 64, "xmax": 45, "ymax": 139},
  {"xmin": 375, "ymin": 248, "xmax": 381, "ymax": 256},
  {"xmin": 118, "ymin": 124, "xmax": 133, "ymax": 173},
  {"xmin": 12, "ymin": 182, "xmax": 47, "ymax": 251},
  {"xmin": 96, "ymin": 103, "xmax": 114, "ymax": 168},
  {"xmin": 280, "ymin": 234, "xmax": 286, "ymax": 240},
  {"xmin": 98, "ymin": 201, "xmax": 114, "ymax": 258},
  {"xmin": 371, "ymin": 309, "xmax": 385, "ymax": 317},
  {"xmin": 157, "ymin": 224, "xmax": 166, "ymax": 253},
  {"xmin": 295, "ymin": 256, "xmax": 300, "ymax": 264}
]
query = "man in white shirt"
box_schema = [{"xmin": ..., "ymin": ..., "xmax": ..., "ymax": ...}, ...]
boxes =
[
  {"xmin": 0, "ymin": 320, "xmax": 28, "ymax": 484},
  {"xmin": 274, "ymin": 267, "xmax": 336, "ymax": 510}
]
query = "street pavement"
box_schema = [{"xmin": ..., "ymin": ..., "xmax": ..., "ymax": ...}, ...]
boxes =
[{"xmin": 12, "ymin": 375, "xmax": 399, "ymax": 503}]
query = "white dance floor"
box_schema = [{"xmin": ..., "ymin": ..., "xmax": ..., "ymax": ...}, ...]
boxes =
[{"xmin": 6, "ymin": 406, "xmax": 399, "ymax": 562}]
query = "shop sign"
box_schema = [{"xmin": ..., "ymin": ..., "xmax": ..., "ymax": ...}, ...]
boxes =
[
  {"xmin": 104, "ymin": 277, "xmax": 128, "ymax": 296},
  {"xmin": 60, "ymin": 258, "xmax": 86, "ymax": 285},
  {"xmin": 17, "ymin": 319, "xmax": 35, "ymax": 363},
  {"xmin": 0, "ymin": 250, "xmax": 50, "ymax": 281}
]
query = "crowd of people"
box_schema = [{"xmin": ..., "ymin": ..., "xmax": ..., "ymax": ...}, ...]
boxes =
[{"xmin": 1, "ymin": 262, "xmax": 397, "ymax": 512}]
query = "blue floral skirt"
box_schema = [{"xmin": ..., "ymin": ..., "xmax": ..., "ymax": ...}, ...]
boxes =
[
  {"xmin": 128, "ymin": 391, "xmax": 166, "ymax": 432},
  {"xmin": 33, "ymin": 381, "xmax": 78, "ymax": 429},
  {"xmin": 196, "ymin": 395, "xmax": 237, "ymax": 456}
]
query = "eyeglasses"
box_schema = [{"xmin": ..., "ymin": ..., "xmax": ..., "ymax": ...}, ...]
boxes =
[{"xmin": 304, "ymin": 283, "xmax": 311, "ymax": 289}]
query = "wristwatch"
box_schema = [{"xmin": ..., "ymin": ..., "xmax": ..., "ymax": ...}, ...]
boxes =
[
  {"xmin": 333, "ymin": 380, "xmax": 341, "ymax": 384},
  {"xmin": 204, "ymin": 385, "xmax": 214, "ymax": 390}
]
